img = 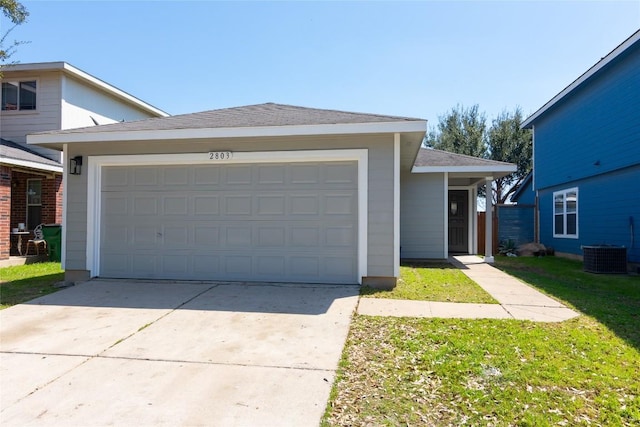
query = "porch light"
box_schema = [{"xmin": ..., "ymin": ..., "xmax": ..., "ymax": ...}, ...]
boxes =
[
  {"xmin": 70, "ymin": 156, "xmax": 83, "ymax": 175},
  {"xmin": 450, "ymin": 202, "xmax": 458, "ymax": 216}
]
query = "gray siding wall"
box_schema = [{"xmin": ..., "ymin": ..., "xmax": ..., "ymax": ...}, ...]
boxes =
[
  {"xmin": 65, "ymin": 134, "xmax": 396, "ymax": 278},
  {"xmin": 400, "ymin": 172, "xmax": 445, "ymax": 259},
  {"xmin": 1, "ymin": 70, "xmax": 62, "ymax": 161}
]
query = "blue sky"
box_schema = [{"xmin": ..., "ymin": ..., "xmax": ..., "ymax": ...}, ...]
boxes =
[{"xmin": 5, "ymin": 1, "xmax": 640, "ymax": 126}]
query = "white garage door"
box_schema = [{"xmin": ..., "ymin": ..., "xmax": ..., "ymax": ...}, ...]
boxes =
[{"xmin": 99, "ymin": 161, "xmax": 358, "ymax": 284}]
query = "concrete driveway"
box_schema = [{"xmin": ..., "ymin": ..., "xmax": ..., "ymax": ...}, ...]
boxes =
[{"xmin": 0, "ymin": 280, "xmax": 359, "ymax": 426}]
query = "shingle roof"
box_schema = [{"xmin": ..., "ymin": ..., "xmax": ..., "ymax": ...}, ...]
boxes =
[
  {"xmin": 413, "ymin": 148, "xmax": 515, "ymax": 168},
  {"xmin": 0, "ymin": 139, "xmax": 62, "ymax": 168},
  {"xmin": 36, "ymin": 103, "xmax": 424, "ymax": 136}
]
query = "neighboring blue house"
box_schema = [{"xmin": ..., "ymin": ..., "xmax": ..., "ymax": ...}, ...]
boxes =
[{"xmin": 522, "ymin": 30, "xmax": 640, "ymax": 266}]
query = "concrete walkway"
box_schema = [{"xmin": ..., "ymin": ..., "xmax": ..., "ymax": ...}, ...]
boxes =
[{"xmin": 358, "ymin": 255, "xmax": 580, "ymax": 322}]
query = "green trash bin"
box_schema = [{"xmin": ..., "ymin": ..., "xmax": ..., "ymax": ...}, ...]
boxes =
[{"xmin": 41, "ymin": 224, "xmax": 62, "ymax": 262}]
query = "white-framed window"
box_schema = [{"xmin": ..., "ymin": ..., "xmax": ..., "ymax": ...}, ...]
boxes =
[
  {"xmin": 27, "ymin": 179, "xmax": 42, "ymax": 230},
  {"xmin": 553, "ymin": 187, "xmax": 578, "ymax": 238},
  {"xmin": 1, "ymin": 80, "xmax": 37, "ymax": 111}
]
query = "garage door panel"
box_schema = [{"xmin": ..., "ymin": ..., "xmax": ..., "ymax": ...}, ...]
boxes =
[
  {"xmin": 257, "ymin": 165, "xmax": 285, "ymax": 185},
  {"xmin": 224, "ymin": 165, "xmax": 252, "ymax": 185},
  {"xmin": 256, "ymin": 195, "xmax": 286, "ymax": 215},
  {"xmin": 324, "ymin": 193, "xmax": 355, "ymax": 215},
  {"xmin": 193, "ymin": 255, "xmax": 220, "ymax": 275},
  {"xmin": 194, "ymin": 196, "xmax": 220, "ymax": 216},
  {"xmin": 257, "ymin": 227, "xmax": 286, "ymax": 247},
  {"xmin": 256, "ymin": 256, "xmax": 286, "ymax": 276},
  {"xmin": 162, "ymin": 255, "xmax": 189, "ymax": 275},
  {"xmin": 100, "ymin": 162, "xmax": 357, "ymax": 284},
  {"xmin": 194, "ymin": 226, "xmax": 220, "ymax": 245},
  {"xmin": 225, "ymin": 227, "xmax": 252, "ymax": 248},
  {"xmin": 194, "ymin": 166, "xmax": 220, "ymax": 185},
  {"xmin": 324, "ymin": 163, "xmax": 357, "ymax": 184},
  {"xmin": 290, "ymin": 194, "xmax": 319, "ymax": 215},
  {"xmin": 163, "ymin": 196, "xmax": 189, "ymax": 215},
  {"xmin": 224, "ymin": 195, "xmax": 252, "ymax": 215},
  {"xmin": 133, "ymin": 168, "xmax": 159, "ymax": 186},
  {"xmin": 290, "ymin": 227, "xmax": 319, "ymax": 246},
  {"xmin": 162, "ymin": 167, "xmax": 189, "ymax": 186}
]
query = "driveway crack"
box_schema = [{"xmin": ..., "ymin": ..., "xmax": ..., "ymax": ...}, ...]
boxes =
[{"xmin": 98, "ymin": 284, "xmax": 219, "ymax": 355}]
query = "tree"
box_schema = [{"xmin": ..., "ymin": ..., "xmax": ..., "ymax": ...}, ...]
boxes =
[
  {"xmin": 426, "ymin": 104, "xmax": 532, "ymax": 204},
  {"xmin": 425, "ymin": 104, "xmax": 487, "ymax": 158},
  {"xmin": 486, "ymin": 108, "xmax": 532, "ymax": 204},
  {"xmin": 0, "ymin": 0, "xmax": 29, "ymax": 72}
]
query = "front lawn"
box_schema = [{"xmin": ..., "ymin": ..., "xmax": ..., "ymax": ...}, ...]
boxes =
[
  {"xmin": 324, "ymin": 257, "xmax": 640, "ymax": 426},
  {"xmin": 0, "ymin": 262, "xmax": 64, "ymax": 309},
  {"xmin": 361, "ymin": 261, "xmax": 497, "ymax": 304}
]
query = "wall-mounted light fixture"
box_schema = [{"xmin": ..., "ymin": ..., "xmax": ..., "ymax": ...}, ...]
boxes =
[
  {"xmin": 69, "ymin": 156, "xmax": 83, "ymax": 175},
  {"xmin": 450, "ymin": 201, "xmax": 458, "ymax": 216}
]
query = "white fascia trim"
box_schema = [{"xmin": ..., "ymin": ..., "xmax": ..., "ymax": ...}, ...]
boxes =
[
  {"xmin": 522, "ymin": 31, "xmax": 640, "ymax": 128},
  {"xmin": 412, "ymin": 165, "xmax": 517, "ymax": 174},
  {"xmin": 0, "ymin": 158, "xmax": 63, "ymax": 173},
  {"xmin": 29, "ymin": 120, "xmax": 427, "ymax": 145},
  {"xmin": 393, "ymin": 133, "xmax": 400, "ymax": 277},
  {"xmin": 86, "ymin": 149, "xmax": 369, "ymax": 284},
  {"xmin": 61, "ymin": 144, "xmax": 68, "ymax": 269},
  {"xmin": 443, "ymin": 172, "xmax": 448, "ymax": 258}
]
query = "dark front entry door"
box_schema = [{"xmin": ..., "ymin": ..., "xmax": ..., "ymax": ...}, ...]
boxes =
[{"xmin": 448, "ymin": 190, "xmax": 468, "ymax": 253}]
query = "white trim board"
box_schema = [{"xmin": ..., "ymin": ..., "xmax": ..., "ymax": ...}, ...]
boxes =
[
  {"xmin": 412, "ymin": 165, "xmax": 516, "ymax": 174},
  {"xmin": 30, "ymin": 120, "xmax": 427, "ymax": 145},
  {"xmin": 393, "ymin": 133, "xmax": 400, "ymax": 277},
  {"xmin": 86, "ymin": 149, "xmax": 369, "ymax": 284},
  {"xmin": 0, "ymin": 158, "xmax": 62, "ymax": 173}
]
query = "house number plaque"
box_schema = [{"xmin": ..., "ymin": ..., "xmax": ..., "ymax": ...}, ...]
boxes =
[{"xmin": 208, "ymin": 151, "xmax": 233, "ymax": 160}]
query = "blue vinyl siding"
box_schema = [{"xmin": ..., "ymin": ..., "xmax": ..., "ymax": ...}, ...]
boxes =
[
  {"xmin": 533, "ymin": 42, "xmax": 640, "ymax": 191},
  {"xmin": 498, "ymin": 205, "xmax": 535, "ymax": 247},
  {"xmin": 538, "ymin": 165, "xmax": 640, "ymax": 263},
  {"xmin": 513, "ymin": 178, "xmax": 535, "ymax": 205}
]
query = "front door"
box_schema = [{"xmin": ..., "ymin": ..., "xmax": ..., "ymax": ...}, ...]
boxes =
[{"xmin": 448, "ymin": 190, "xmax": 468, "ymax": 253}]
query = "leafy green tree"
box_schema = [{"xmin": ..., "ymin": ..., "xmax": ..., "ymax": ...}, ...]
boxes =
[
  {"xmin": 0, "ymin": 0, "xmax": 29, "ymax": 72},
  {"xmin": 486, "ymin": 108, "xmax": 532, "ymax": 204},
  {"xmin": 426, "ymin": 105, "xmax": 532, "ymax": 204},
  {"xmin": 425, "ymin": 104, "xmax": 487, "ymax": 158}
]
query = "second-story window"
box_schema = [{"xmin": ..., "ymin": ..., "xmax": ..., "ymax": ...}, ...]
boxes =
[{"xmin": 1, "ymin": 80, "xmax": 37, "ymax": 111}]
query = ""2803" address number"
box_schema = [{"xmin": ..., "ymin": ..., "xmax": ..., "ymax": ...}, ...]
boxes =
[{"xmin": 208, "ymin": 151, "xmax": 233, "ymax": 160}]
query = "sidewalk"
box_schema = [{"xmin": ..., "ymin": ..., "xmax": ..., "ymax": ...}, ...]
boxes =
[{"xmin": 357, "ymin": 255, "xmax": 580, "ymax": 323}]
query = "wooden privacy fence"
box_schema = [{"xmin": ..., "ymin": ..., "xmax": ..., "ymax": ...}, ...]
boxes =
[{"xmin": 477, "ymin": 211, "xmax": 498, "ymax": 255}]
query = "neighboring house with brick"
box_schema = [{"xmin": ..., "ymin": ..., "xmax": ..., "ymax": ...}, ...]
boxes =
[
  {"xmin": 1, "ymin": 62, "xmax": 167, "ymax": 260},
  {"xmin": 522, "ymin": 30, "xmax": 640, "ymax": 267}
]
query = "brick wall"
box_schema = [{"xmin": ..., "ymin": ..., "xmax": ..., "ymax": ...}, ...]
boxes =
[
  {"xmin": 0, "ymin": 165, "xmax": 11, "ymax": 260},
  {"xmin": 8, "ymin": 169, "xmax": 63, "ymax": 256}
]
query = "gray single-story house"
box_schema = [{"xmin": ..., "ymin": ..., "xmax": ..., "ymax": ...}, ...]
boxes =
[{"xmin": 28, "ymin": 103, "xmax": 515, "ymax": 287}]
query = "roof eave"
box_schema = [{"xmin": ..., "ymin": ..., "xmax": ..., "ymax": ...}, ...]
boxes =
[
  {"xmin": 0, "ymin": 157, "xmax": 63, "ymax": 173},
  {"xmin": 411, "ymin": 165, "xmax": 517, "ymax": 174},
  {"xmin": 27, "ymin": 120, "xmax": 427, "ymax": 147},
  {"xmin": 522, "ymin": 29, "xmax": 640, "ymax": 128}
]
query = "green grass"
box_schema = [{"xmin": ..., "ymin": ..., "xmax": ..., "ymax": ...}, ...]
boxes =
[
  {"xmin": 0, "ymin": 262, "xmax": 64, "ymax": 309},
  {"xmin": 323, "ymin": 257, "xmax": 640, "ymax": 426},
  {"xmin": 361, "ymin": 261, "xmax": 497, "ymax": 304},
  {"xmin": 494, "ymin": 256, "xmax": 640, "ymax": 349}
]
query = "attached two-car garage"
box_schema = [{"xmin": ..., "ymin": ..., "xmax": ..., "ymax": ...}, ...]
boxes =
[{"xmin": 97, "ymin": 159, "xmax": 360, "ymax": 284}]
